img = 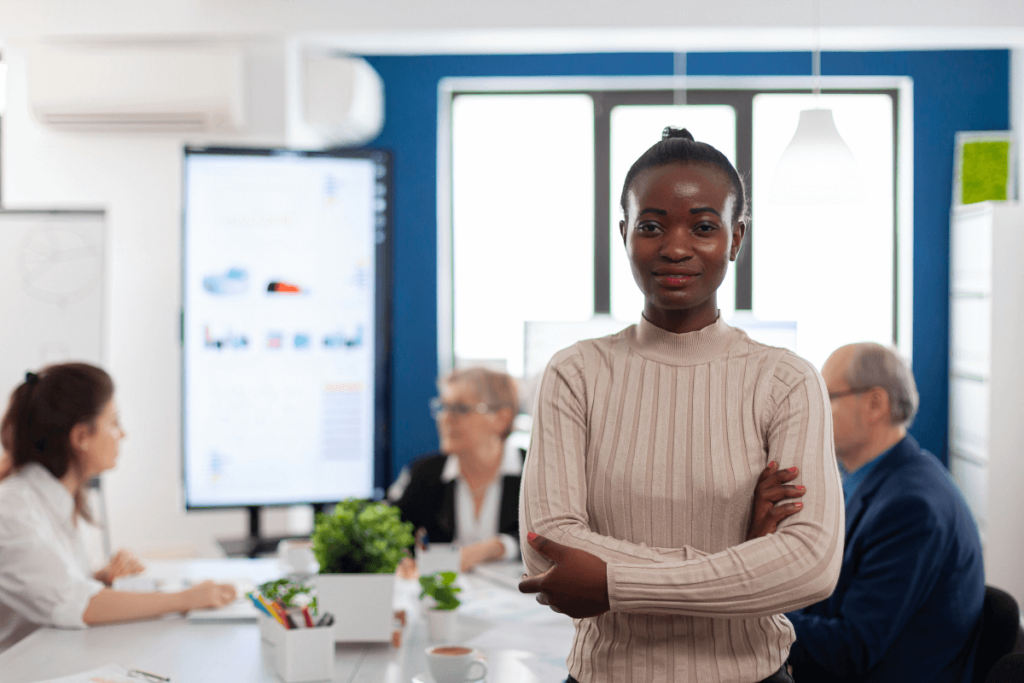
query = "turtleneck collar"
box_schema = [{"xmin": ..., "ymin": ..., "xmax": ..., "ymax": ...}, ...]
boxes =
[{"xmin": 629, "ymin": 313, "xmax": 741, "ymax": 366}]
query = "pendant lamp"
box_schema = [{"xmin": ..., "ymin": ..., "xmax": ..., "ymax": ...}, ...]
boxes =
[
  {"xmin": 770, "ymin": 109, "xmax": 863, "ymax": 204},
  {"xmin": 770, "ymin": 1, "xmax": 862, "ymax": 205}
]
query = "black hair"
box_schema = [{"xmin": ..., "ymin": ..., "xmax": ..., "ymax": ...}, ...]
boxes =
[{"xmin": 619, "ymin": 127, "xmax": 748, "ymax": 225}]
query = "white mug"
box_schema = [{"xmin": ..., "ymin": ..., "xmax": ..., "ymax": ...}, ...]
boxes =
[
  {"xmin": 277, "ymin": 539, "xmax": 317, "ymax": 575},
  {"xmin": 425, "ymin": 646, "xmax": 487, "ymax": 683}
]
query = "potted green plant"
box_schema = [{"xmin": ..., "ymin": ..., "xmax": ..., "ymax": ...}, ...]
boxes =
[
  {"xmin": 310, "ymin": 498, "xmax": 414, "ymax": 642},
  {"xmin": 418, "ymin": 571, "xmax": 461, "ymax": 643}
]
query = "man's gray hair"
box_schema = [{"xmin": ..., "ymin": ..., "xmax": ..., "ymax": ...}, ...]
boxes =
[{"xmin": 845, "ymin": 343, "xmax": 919, "ymax": 428}]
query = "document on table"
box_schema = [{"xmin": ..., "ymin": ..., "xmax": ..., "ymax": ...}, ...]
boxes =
[
  {"xmin": 186, "ymin": 597, "xmax": 259, "ymax": 623},
  {"xmin": 111, "ymin": 573, "xmax": 258, "ymax": 622},
  {"xmin": 466, "ymin": 624, "xmax": 574, "ymax": 681},
  {"xmin": 32, "ymin": 664, "xmax": 145, "ymax": 683},
  {"xmin": 472, "ymin": 560, "xmax": 526, "ymax": 589}
]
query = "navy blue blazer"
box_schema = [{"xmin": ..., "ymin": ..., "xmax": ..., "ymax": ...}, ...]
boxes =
[{"xmin": 787, "ymin": 436, "xmax": 984, "ymax": 683}]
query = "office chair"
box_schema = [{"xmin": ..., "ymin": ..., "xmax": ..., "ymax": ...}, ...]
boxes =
[
  {"xmin": 985, "ymin": 653, "xmax": 1024, "ymax": 683},
  {"xmin": 973, "ymin": 586, "xmax": 1021, "ymax": 683}
]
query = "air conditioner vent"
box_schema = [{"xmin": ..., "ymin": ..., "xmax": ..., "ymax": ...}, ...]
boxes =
[{"xmin": 28, "ymin": 44, "xmax": 245, "ymax": 133}]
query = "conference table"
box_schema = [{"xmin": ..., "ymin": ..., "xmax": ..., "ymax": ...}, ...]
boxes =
[{"xmin": 0, "ymin": 558, "xmax": 575, "ymax": 683}]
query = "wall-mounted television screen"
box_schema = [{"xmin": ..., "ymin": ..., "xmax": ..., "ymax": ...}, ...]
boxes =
[{"xmin": 182, "ymin": 146, "xmax": 390, "ymax": 509}]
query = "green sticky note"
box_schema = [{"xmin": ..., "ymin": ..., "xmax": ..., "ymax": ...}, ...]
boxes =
[{"xmin": 961, "ymin": 140, "xmax": 1010, "ymax": 204}]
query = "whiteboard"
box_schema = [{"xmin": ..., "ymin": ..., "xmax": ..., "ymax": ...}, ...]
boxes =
[{"xmin": 0, "ymin": 210, "xmax": 106, "ymax": 400}]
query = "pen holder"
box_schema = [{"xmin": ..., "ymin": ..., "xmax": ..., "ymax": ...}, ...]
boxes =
[
  {"xmin": 259, "ymin": 612, "xmax": 283, "ymax": 646},
  {"xmin": 274, "ymin": 625, "xmax": 334, "ymax": 683}
]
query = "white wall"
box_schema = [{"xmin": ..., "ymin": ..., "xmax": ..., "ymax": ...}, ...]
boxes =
[
  {"xmin": 0, "ymin": 0, "xmax": 1022, "ymax": 38},
  {"xmin": 0, "ymin": 41, "xmax": 318, "ymax": 558}
]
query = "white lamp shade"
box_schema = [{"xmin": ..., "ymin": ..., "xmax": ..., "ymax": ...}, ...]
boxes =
[{"xmin": 770, "ymin": 108, "xmax": 863, "ymax": 204}]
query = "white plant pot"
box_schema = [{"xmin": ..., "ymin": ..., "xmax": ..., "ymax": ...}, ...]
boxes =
[
  {"xmin": 425, "ymin": 608, "xmax": 458, "ymax": 643},
  {"xmin": 311, "ymin": 573, "xmax": 395, "ymax": 642}
]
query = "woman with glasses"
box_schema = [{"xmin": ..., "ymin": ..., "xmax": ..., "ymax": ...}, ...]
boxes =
[
  {"xmin": 517, "ymin": 129, "xmax": 844, "ymax": 683},
  {"xmin": 387, "ymin": 367, "xmax": 524, "ymax": 573},
  {"xmin": 0, "ymin": 363, "xmax": 237, "ymax": 652}
]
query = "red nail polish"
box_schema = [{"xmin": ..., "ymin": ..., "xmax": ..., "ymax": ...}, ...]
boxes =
[
  {"xmin": 798, "ymin": 486, "xmax": 806, "ymax": 490},
  {"xmin": 527, "ymin": 532, "xmax": 538, "ymax": 542},
  {"xmin": 795, "ymin": 503, "xmax": 803, "ymax": 508},
  {"xmin": 788, "ymin": 467, "xmax": 798, "ymax": 473},
  {"xmin": 768, "ymin": 461, "xmax": 776, "ymax": 468}
]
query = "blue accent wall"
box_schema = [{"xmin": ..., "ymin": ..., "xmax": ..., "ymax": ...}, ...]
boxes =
[{"xmin": 364, "ymin": 50, "xmax": 1010, "ymax": 476}]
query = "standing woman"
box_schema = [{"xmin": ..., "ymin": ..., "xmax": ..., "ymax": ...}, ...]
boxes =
[
  {"xmin": 519, "ymin": 129, "xmax": 844, "ymax": 682},
  {"xmin": 0, "ymin": 363, "xmax": 236, "ymax": 652}
]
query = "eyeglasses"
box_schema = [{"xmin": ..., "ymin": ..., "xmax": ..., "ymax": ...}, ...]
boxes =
[
  {"xmin": 828, "ymin": 387, "xmax": 874, "ymax": 401},
  {"xmin": 429, "ymin": 397, "xmax": 493, "ymax": 419}
]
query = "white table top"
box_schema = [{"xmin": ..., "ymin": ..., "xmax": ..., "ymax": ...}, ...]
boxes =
[{"xmin": 0, "ymin": 558, "xmax": 575, "ymax": 683}]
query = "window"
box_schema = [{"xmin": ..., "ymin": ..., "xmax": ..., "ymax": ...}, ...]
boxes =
[
  {"xmin": 444, "ymin": 79, "xmax": 908, "ymax": 379},
  {"xmin": 451, "ymin": 94, "xmax": 594, "ymax": 377},
  {"xmin": 751, "ymin": 94, "xmax": 895, "ymax": 368}
]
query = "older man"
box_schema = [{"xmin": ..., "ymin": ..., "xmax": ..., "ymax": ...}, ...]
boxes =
[{"xmin": 786, "ymin": 343, "xmax": 984, "ymax": 683}]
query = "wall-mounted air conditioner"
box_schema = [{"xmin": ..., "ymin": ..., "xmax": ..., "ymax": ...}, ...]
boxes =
[{"xmin": 27, "ymin": 43, "xmax": 246, "ymax": 133}]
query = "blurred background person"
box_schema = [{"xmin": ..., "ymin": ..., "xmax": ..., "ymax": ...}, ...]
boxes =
[
  {"xmin": 786, "ymin": 343, "xmax": 984, "ymax": 683},
  {"xmin": 389, "ymin": 367, "xmax": 524, "ymax": 573},
  {"xmin": 0, "ymin": 363, "xmax": 237, "ymax": 652}
]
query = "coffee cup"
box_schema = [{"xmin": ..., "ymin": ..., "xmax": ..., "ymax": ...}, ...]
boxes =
[
  {"xmin": 425, "ymin": 645, "xmax": 487, "ymax": 683},
  {"xmin": 277, "ymin": 539, "xmax": 317, "ymax": 575}
]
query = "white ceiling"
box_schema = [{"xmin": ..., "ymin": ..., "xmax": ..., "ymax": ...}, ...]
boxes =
[{"xmin": 0, "ymin": 0, "xmax": 1022, "ymax": 53}]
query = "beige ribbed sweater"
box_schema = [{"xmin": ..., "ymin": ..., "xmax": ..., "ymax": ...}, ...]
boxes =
[{"xmin": 520, "ymin": 316, "xmax": 844, "ymax": 683}]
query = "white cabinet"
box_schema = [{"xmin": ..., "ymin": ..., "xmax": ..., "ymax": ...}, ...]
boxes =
[{"xmin": 948, "ymin": 201, "xmax": 1024, "ymax": 609}]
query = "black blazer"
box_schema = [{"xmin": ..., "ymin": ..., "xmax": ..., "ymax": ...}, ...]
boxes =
[{"xmin": 390, "ymin": 450, "xmax": 525, "ymax": 545}]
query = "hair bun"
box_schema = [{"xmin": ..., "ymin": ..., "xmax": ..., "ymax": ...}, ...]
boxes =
[
  {"xmin": 24, "ymin": 371, "xmax": 39, "ymax": 386},
  {"xmin": 661, "ymin": 127, "xmax": 695, "ymax": 142}
]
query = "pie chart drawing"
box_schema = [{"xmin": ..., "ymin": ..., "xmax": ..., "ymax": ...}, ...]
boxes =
[{"xmin": 18, "ymin": 224, "xmax": 103, "ymax": 306}]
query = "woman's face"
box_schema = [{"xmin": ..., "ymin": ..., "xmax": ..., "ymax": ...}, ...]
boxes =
[
  {"xmin": 620, "ymin": 163, "xmax": 745, "ymax": 332},
  {"xmin": 74, "ymin": 399, "xmax": 125, "ymax": 478},
  {"xmin": 435, "ymin": 381, "xmax": 505, "ymax": 459}
]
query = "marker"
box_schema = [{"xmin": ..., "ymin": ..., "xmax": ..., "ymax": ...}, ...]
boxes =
[
  {"xmin": 245, "ymin": 592, "xmax": 274, "ymax": 619},
  {"xmin": 256, "ymin": 594, "xmax": 284, "ymax": 626},
  {"xmin": 275, "ymin": 601, "xmax": 296, "ymax": 629},
  {"xmin": 302, "ymin": 606, "xmax": 314, "ymax": 628},
  {"xmin": 266, "ymin": 600, "xmax": 288, "ymax": 628}
]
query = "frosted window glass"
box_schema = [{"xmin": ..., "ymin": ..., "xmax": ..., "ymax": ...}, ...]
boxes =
[
  {"xmin": 752, "ymin": 94, "xmax": 894, "ymax": 370},
  {"xmin": 609, "ymin": 105, "xmax": 738, "ymax": 322},
  {"xmin": 452, "ymin": 94, "xmax": 595, "ymax": 377}
]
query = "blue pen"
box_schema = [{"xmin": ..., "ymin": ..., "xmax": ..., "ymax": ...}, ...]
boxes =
[{"xmin": 246, "ymin": 592, "xmax": 274, "ymax": 618}]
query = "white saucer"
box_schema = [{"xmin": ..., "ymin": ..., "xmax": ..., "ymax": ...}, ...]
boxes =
[{"xmin": 410, "ymin": 674, "xmax": 436, "ymax": 683}]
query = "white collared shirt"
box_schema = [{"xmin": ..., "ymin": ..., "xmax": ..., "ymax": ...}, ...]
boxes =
[
  {"xmin": 388, "ymin": 439, "xmax": 525, "ymax": 561},
  {"xmin": 441, "ymin": 439, "xmax": 523, "ymax": 561},
  {"xmin": 0, "ymin": 463, "xmax": 105, "ymax": 652}
]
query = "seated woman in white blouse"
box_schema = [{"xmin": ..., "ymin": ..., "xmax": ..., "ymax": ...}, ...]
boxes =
[
  {"xmin": 388, "ymin": 367, "xmax": 524, "ymax": 573},
  {"xmin": 0, "ymin": 363, "xmax": 236, "ymax": 652}
]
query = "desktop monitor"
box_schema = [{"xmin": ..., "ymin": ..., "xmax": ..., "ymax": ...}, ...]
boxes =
[{"xmin": 181, "ymin": 146, "xmax": 390, "ymax": 509}]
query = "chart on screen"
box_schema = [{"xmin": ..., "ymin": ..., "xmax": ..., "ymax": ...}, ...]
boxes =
[{"xmin": 182, "ymin": 148, "xmax": 389, "ymax": 508}]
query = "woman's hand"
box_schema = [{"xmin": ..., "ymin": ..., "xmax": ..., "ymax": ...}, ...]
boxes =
[
  {"xmin": 178, "ymin": 581, "xmax": 237, "ymax": 612},
  {"xmin": 519, "ymin": 532, "xmax": 609, "ymax": 619},
  {"xmin": 94, "ymin": 549, "xmax": 145, "ymax": 586},
  {"xmin": 747, "ymin": 462, "xmax": 806, "ymax": 541},
  {"xmin": 460, "ymin": 537, "xmax": 505, "ymax": 572}
]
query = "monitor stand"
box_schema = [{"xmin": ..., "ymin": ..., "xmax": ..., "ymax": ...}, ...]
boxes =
[{"xmin": 217, "ymin": 504, "xmax": 328, "ymax": 558}]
